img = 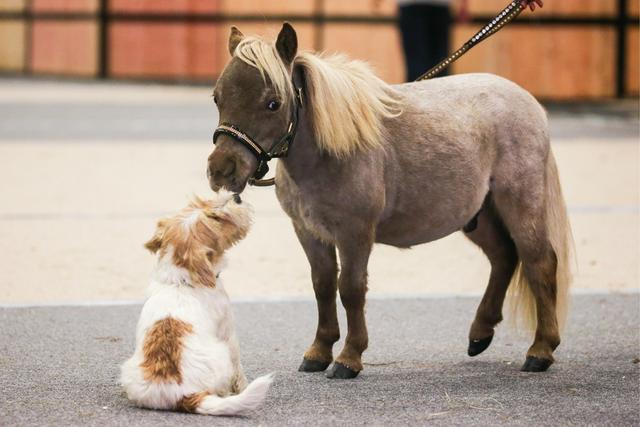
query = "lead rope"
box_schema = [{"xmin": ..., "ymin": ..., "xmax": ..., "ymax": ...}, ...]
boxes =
[
  {"xmin": 250, "ymin": 177, "xmax": 277, "ymax": 186},
  {"xmin": 416, "ymin": 0, "xmax": 526, "ymax": 81},
  {"xmin": 254, "ymin": 0, "xmax": 525, "ymax": 187}
]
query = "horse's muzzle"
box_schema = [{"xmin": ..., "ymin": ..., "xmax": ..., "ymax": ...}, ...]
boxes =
[
  {"xmin": 207, "ymin": 167, "xmax": 247, "ymax": 194},
  {"xmin": 207, "ymin": 146, "xmax": 254, "ymax": 194}
]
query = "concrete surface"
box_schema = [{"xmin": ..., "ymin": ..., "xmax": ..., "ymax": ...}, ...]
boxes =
[
  {"xmin": 0, "ymin": 78, "xmax": 638, "ymax": 304},
  {"xmin": 1, "ymin": 294, "xmax": 639, "ymax": 426}
]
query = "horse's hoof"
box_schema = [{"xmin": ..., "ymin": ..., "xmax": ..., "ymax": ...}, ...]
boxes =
[
  {"xmin": 521, "ymin": 356, "xmax": 553, "ymax": 372},
  {"xmin": 325, "ymin": 362, "xmax": 359, "ymax": 379},
  {"xmin": 298, "ymin": 358, "xmax": 331, "ymax": 372},
  {"xmin": 468, "ymin": 335, "xmax": 493, "ymax": 357}
]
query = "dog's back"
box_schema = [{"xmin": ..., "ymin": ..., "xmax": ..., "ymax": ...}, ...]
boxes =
[{"xmin": 120, "ymin": 270, "xmax": 273, "ymax": 415}]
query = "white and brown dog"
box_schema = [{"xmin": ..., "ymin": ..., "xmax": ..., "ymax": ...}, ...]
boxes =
[{"xmin": 120, "ymin": 192, "xmax": 273, "ymax": 416}]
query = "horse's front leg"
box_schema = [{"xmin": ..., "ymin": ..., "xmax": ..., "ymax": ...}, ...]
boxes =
[
  {"xmin": 326, "ymin": 228, "xmax": 374, "ymax": 379},
  {"xmin": 294, "ymin": 224, "xmax": 340, "ymax": 372}
]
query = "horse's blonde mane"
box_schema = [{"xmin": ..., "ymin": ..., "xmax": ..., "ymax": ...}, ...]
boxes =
[{"xmin": 234, "ymin": 36, "xmax": 401, "ymax": 157}]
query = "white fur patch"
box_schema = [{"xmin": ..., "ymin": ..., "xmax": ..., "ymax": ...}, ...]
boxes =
[
  {"xmin": 120, "ymin": 243, "xmax": 270, "ymax": 415},
  {"xmin": 182, "ymin": 210, "xmax": 201, "ymax": 229}
]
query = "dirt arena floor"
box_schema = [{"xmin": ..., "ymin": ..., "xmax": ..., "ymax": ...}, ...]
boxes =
[{"xmin": 0, "ymin": 79, "xmax": 637, "ymax": 305}]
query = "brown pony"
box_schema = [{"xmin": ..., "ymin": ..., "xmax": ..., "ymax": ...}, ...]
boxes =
[{"xmin": 207, "ymin": 23, "xmax": 572, "ymax": 379}]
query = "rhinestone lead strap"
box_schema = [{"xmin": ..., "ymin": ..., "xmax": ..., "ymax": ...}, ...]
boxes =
[{"xmin": 415, "ymin": 1, "xmax": 526, "ymax": 81}]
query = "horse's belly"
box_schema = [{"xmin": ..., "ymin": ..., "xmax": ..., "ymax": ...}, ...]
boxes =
[
  {"xmin": 375, "ymin": 212, "xmax": 465, "ymax": 247},
  {"xmin": 375, "ymin": 180, "xmax": 487, "ymax": 247}
]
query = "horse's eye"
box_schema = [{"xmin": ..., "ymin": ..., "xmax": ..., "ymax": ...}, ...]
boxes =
[
  {"xmin": 267, "ymin": 100, "xmax": 280, "ymax": 111},
  {"xmin": 213, "ymin": 95, "xmax": 218, "ymax": 105}
]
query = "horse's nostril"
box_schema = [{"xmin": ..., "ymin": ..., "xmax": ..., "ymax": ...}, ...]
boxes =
[{"xmin": 221, "ymin": 161, "xmax": 236, "ymax": 177}]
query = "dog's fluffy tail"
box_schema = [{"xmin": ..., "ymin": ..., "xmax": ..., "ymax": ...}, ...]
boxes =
[{"xmin": 182, "ymin": 373, "xmax": 274, "ymax": 416}]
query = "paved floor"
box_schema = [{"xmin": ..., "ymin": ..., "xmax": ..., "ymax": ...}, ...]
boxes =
[{"xmin": 1, "ymin": 294, "xmax": 639, "ymax": 426}]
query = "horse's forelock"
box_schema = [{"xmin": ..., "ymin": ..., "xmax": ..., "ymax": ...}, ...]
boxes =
[{"xmin": 233, "ymin": 36, "xmax": 294, "ymax": 102}]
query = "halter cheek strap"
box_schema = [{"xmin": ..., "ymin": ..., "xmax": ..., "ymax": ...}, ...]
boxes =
[{"xmin": 212, "ymin": 85, "xmax": 303, "ymax": 184}]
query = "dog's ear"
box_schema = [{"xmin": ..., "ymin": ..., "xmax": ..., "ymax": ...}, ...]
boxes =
[
  {"xmin": 144, "ymin": 221, "xmax": 165, "ymax": 253},
  {"xmin": 186, "ymin": 249, "xmax": 217, "ymax": 288}
]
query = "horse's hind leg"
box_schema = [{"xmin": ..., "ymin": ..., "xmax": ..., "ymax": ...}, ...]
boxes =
[
  {"xmin": 494, "ymin": 193, "xmax": 561, "ymax": 372},
  {"xmin": 464, "ymin": 200, "xmax": 518, "ymax": 357}
]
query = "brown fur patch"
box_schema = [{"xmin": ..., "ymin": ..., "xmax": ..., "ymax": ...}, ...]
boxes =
[
  {"xmin": 140, "ymin": 317, "xmax": 194, "ymax": 384},
  {"xmin": 176, "ymin": 391, "xmax": 208, "ymax": 413},
  {"xmin": 165, "ymin": 214, "xmax": 224, "ymax": 288}
]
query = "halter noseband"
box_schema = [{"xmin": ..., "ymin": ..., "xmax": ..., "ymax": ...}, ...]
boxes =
[{"xmin": 212, "ymin": 84, "xmax": 303, "ymax": 186}]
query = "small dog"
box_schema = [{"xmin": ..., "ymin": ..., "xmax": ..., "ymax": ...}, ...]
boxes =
[{"xmin": 120, "ymin": 192, "xmax": 273, "ymax": 416}]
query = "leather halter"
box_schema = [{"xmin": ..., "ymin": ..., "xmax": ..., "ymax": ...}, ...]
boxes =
[{"xmin": 212, "ymin": 84, "xmax": 303, "ymax": 186}]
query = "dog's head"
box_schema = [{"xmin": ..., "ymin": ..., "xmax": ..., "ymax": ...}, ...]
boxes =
[{"xmin": 144, "ymin": 191, "xmax": 252, "ymax": 288}]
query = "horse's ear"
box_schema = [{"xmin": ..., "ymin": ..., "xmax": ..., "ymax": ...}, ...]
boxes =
[
  {"xmin": 276, "ymin": 22, "xmax": 298, "ymax": 65},
  {"xmin": 228, "ymin": 26, "xmax": 244, "ymax": 56}
]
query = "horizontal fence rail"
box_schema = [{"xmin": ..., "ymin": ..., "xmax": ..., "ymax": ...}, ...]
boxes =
[{"xmin": 0, "ymin": 0, "xmax": 637, "ymax": 98}]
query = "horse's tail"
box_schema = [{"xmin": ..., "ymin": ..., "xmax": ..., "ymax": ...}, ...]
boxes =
[
  {"xmin": 179, "ymin": 373, "xmax": 274, "ymax": 416},
  {"xmin": 507, "ymin": 151, "xmax": 573, "ymax": 332}
]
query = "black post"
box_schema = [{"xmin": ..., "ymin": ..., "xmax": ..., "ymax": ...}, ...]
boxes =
[
  {"xmin": 313, "ymin": 0, "xmax": 325, "ymax": 52},
  {"xmin": 98, "ymin": 0, "xmax": 109, "ymax": 79},
  {"xmin": 616, "ymin": 0, "xmax": 628, "ymax": 98},
  {"xmin": 24, "ymin": 0, "xmax": 32, "ymax": 75}
]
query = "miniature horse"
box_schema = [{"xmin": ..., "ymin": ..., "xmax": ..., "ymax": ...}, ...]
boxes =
[{"xmin": 208, "ymin": 23, "xmax": 572, "ymax": 379}]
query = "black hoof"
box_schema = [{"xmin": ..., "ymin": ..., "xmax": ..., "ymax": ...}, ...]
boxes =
[
  {"xmin": 521, "ymin": 356, "xmax": 553, "ymax": 372},
  {"xmin": 468, "ymin": 335, "xmax": 494, "ymax": 357},
  {"xmin": 298, "ymin": 358, "xmax": 331, "ymax": 372},
  {"xmin": 326, "ymin": 362, "xmax": 359, "ymax": 379}
]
